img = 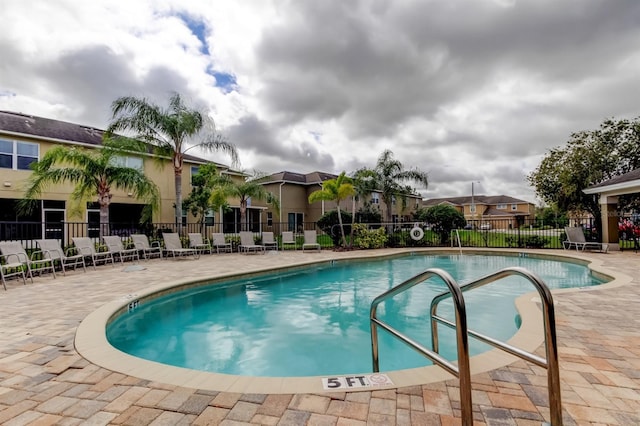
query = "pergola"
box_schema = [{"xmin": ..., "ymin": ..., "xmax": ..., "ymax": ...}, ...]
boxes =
[{"xmin": 583, "ymin": 169, "xmax": 640, "ymax": 249}]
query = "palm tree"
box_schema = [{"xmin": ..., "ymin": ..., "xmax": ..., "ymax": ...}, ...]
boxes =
[
  {"xmin": 221, "ymin": 174, "xmax": 280, "ymax": 231},
  {"xmin": 106, "ymin": 92, "xmax": 239, "ymax": 227},
  {"xmin": 308, "ymin": 172, "xmax": 356, "ymax": 248},
  {"xmin": 19, "ymin": 139, "xmax": 160, "ymax": 237},
  {"xmin": 358, "ymin": 149, "xmax": 429, "ymax": 222}
]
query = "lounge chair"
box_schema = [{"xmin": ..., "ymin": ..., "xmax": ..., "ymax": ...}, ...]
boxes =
[
  {"xmin": 211, "ymin": 233, "xmax": 232, "ymax": 253},
  {"xmin": 563, "ymin": 227, "xmax": 609, "ymax": 253},
  {"xmin": 162, "ymin": 233, "xmax": 199, "ymax": 259},
  {"xmin": 261, "ymin": 232, "xmax": 278, "ymax": 251},
  {"xmin": 188, "ymin": 233, "xmax": 212, "ymax": 255},
  {"xmin": 281, "ymin": 231, "xmax": 297, "ymax": 250},
  {"xmin": 131, "ymin": 234, "xmax": 163, "ymax": 260},
  {"xmin": 0, "ymin": 247, "xmax": 29, "ymax": 290},
  {"xmin": 72, "ymin": 237, "xmax": 115, "ymax": 269},
  {"xmin": 103, "ymin": 236, "xmax": 140, "ymax": 263},
  {"xmin": 302, "ymin": 230, "xmax": 321, "ymax": 252},
  {"xmin": 36, "ymin": 239, "xmax": 86, "ymax": 275},
  {"xmin": 238, "ymin": 231, "xmax": 265, "ymax": 254},
  {"xmin": 0, "ymin": 241, "xmax": 56, "ymax": 281}
]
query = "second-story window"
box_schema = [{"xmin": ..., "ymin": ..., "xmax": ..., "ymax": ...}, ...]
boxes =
[
  {"xmin": 511, "ymin": 204, "xmax": 518, "ymax": 210},
  {"xmin": 497, "ymin": 203, "xmax": 507, "ymax": 209},
  {"xmin": 191, "ymin": 166, "xmax": 199, "ymax": 185},
  {"xmin": 0, "ymin": 139, "xmax": 39, "ymax": 170},
  {"xmin": 112, "ymin": 155, "xmax": 143, "ymax": 171},
  {"xmin": 371, "ymin": 193, "xmax": 380, "ymax": 204}
]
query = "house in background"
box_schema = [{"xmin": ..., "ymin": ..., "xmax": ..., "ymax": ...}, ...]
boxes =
[
  {"xmin": 0, "ymin": 110, "xmax": 246, "ymax": 240},
  {"xmin": 422, "ymin": 195, "xmax": 535, "ymax": 229},
  {"xmin": 259, "ymin": 171, "xmax": 422, "ymax": 232}
]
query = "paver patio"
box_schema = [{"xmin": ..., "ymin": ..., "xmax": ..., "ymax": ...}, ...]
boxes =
[{"xmin": 0, "ymin": 248, "xmax": 638, "ymax": 425}]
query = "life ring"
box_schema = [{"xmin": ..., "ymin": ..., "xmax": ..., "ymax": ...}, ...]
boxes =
[{"xmin": 410, "ymin": 226, "xmax": 424, "ymax": 241}]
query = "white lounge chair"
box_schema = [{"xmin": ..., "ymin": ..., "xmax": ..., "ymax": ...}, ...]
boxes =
[
  {"xmin": 211, "ymin": 233, "xmax": 232, "ymax": 253},
  {"xmin": 162, "ymin": 233, "xmax": 199, "ymax": 259},
  {"xmin": 281, "ymin": 231, "xmax": 297, "ymax": 250},
  {"xmin": 36, "ymin": 239, "xmax": 86, "ymax": 275},
  {"xmin": 188, "ymin": 233, "xmax": 212, "ymax": 255},
  {"xmin": 131, "ymin": 234, "xmax": 163, "ymax": 260},
  {"xmin": 238, "ymin": 231, "xmax": 265, "ymax": 254},
  {"xmin": 72, "ymin": 237, "xmax": 115, "ymax": 269},
  {"xmin": 0, "ymin": 245, "xmax": 29, "ymax": 290},
  {"xmin": 103, "ymin": 236, "xmax": 140, "ymax": 263},
  {"xmin": 302, "ymin": 230, "xmax": 321, "ymax": 252},
  {"xmin": 261, "ymin": 232, "xmax": 278, "ymax": 251},
  {"xmin": 563, "ymin": 227, "xmax": 609, "ymax": 253},
  {"xmin": 0, "ymin": 240, "xmax": 56, "ymax": 281}
]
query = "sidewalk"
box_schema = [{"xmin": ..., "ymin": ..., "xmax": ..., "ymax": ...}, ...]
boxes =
[{"xmin": 0, "ymin": 249, "xmax": 638, "ymax": 425}]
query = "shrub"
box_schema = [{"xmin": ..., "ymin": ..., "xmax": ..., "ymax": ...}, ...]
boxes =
[
  {"xmin": 352, "ymin": 224, "xmax": 387, "ymax": 249},
  {"xmin": 317, "ymin": 210, "xmax": 353, "ymax": 247}
]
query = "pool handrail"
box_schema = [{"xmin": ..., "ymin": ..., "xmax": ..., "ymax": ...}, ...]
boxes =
[
  {"xmin": 430, "ymin": 266, "xmax": 562, "ymax": 426},
  {"xmin": 370, "ymin": 268, "xmax": 473, "ymax": 426}
]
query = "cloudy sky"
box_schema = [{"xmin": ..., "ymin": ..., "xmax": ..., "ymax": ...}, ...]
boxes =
[{"xmin": 1, "ymin": 1, "xmax": 639, "ymax": 202}]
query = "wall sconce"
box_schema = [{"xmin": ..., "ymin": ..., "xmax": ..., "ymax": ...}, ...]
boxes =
[{"xmin": 3, "ymin": 181, "xmax": 11, "ymax": 187}]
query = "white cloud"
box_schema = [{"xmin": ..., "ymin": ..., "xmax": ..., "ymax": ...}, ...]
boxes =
[{"xmin": 2, "ymin": 0, "xmax": 640, "ymax": 203}]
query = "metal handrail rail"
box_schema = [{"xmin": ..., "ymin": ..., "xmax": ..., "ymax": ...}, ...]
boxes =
[
  {"xmin": 370, "ymin": 268, "xmax": 474, "ymax": 425},
  {"xmin": 431, "ymin": 266, "xmax": 562, "ymax": 426}
]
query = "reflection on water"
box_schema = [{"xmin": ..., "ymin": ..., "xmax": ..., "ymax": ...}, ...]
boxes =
[{"xmin": 107, "ymin": 254, "xmax": 605, "ymax": 377}]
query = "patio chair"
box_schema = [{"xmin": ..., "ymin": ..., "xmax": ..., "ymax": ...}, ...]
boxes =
[
  {"xmin": 72, "ymin": 237, "xmax": 115, "ymax": 269},
  {"xmin": 162, "ymin": 233, "xmax": 199, "ymax": 259},
  {"xmin": 238, "ymin": 231, "xmax": 265, "ymax": 254},
  {"xmin": 0, "ymin": 241, "xmax": 56, "ymax": 282},
  {"xmin": 281, "ymin": 231, "xmax": 297, "ymax": 250},
  {"xmin": 0, "ymin": 247, "xmax": 29, "ymax": 290},
  {"xmin": 302, "ymin": 230, "xmax": 321, "ymax": 252},
  {"xmin": 563, "ymin": 227, "xmax": 609, "ymax": 253},
  {"xmin": 211, "ymin": 233, "xmax": 232, "ymax": 253},
  {"xmin": 36, "ymin": 239, "xmax": 86, "ymax": 275},
  {"xmin": 103, "ymin": 236, "xmax": 140, "ymax": 264},
  {"xmin": 188, "ymin": 233, "xmax": 212, "ymax": 255},
  {"xmin": 131, "ymin": 234, "xmax": 163, "ymax": 260},
  {"xmin": 261, "ymin": 232, "xmax": 278, "ymax": 251}
]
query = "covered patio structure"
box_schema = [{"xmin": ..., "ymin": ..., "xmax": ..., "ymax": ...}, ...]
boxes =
[{"xmin": 584, "ymin": 168, "xmax": 640, "ymax": 250}]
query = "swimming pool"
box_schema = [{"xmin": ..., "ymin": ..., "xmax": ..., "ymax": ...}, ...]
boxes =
[{"xmin": 106, "ymin": 253, "xmax": 606, "ymax": 378}]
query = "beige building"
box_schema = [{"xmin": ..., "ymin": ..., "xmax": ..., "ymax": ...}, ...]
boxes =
[
  {"xmin": 422, "ymin": 195, "xmax": 535, "ymax": 229},
  {"xmin": 0, "ymin": 110, "xmax": 250, "ymax": 240},
  {"xmin": 259, "ymin": 171, "xmax": 422, "ymax": 232}
]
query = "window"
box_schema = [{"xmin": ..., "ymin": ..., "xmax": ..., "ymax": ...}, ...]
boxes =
[
  {"xmin": 267, "ymin": 212, "xmax": 273, "ymax": 226},
  {"xmin": 111, "ymin": 155, "xmax": 143, "ymax": 171},
  {"xmin": 511, "ymin": 204, "xmax": 518, "ymax": 211},
  {"xmin": 371, "ymin": 193, "xmax": 380, "ymax": 204},
  {"xmin": 0, "ymin": 139, "xmax": 39, "ymax": 170},
  {"xmin": 470, "ymin": 204, "xmax": 476, "ymax": 213},
  {"xmin": 205, "ymin": 209, "xmax": 214, "ymax": 226},
  {"xmin": 497, "ymin": 204, "xmax": 507, "ymax": 210},
  {"xmin": 191, "ymin": 166, "xmax": 199, "ymax": 185},
  {"xmin": 391, "ymin": 196, "xmax": 396, "ymax": 205}
]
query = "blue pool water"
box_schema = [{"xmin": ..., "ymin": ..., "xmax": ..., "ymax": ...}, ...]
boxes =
[{"xmin": 107, "ymin": 254, "xmax": 605, "ymax": 377}]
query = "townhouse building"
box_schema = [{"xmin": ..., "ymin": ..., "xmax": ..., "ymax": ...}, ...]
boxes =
[{"xmin": 422, "ymin": 195, "xmax": 535, "ymax": 229}]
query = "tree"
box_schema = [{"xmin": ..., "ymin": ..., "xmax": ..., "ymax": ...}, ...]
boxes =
[
  {"xmin": 183, "ymin": 163, "xmax": 229, "ymax": 234},
  {"xmin": 19, "ymin": 138, "xmax": 159, "ymax": 237},
  {"xmin": 528, "ymin": 117, "xmax": 640, "ymax": 233},
  {"xmin": 222, "ymin": 173, "xmax": 279, "ymax": 231},
  {"xmin": 355, "ymin": 149, "xmax": 429, "ymax": 222},
  {"xmin": 421, "ymin": 205, "xmax": 466, "ymax": 244},
  {"xmin": 107, "ymin": 92, "xmax": 239, "ymax": 227},
  {"xmin": 308, "ymin": 172, "xmax": 356, "ymax": 248}
]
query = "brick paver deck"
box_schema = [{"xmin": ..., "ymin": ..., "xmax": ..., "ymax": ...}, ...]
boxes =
[{"xmin": 0, "ymin": 248, "xmax": 638, "ymax": 425}]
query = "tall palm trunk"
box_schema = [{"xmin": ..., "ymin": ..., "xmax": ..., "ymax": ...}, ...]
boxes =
[
  {"xmin": 174, "ymin": 171, "xmax": 183, "ymax": 230},
  {"xmin": 336, "ymin": 204, "xmax": 348, "ymax": 247}
]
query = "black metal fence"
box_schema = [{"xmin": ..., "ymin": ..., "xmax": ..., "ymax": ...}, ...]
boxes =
[{"xmin": 0, "ymin": 217, "xmax": 609, "ymax": 252}]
